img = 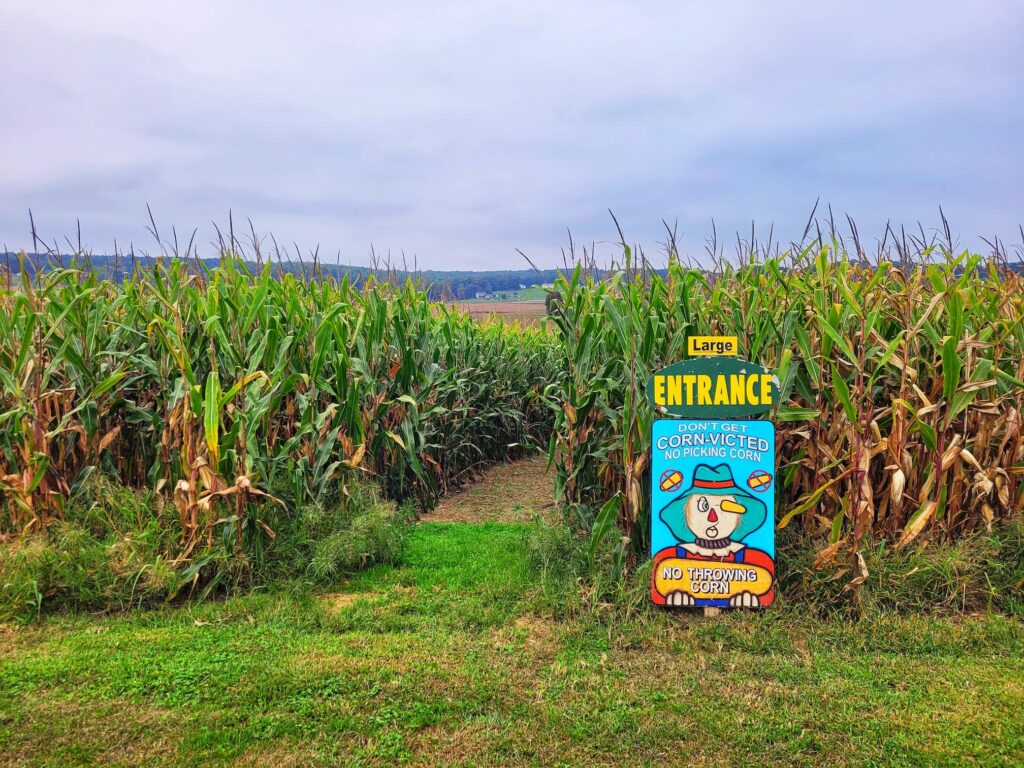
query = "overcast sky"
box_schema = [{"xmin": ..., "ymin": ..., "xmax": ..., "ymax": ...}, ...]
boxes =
[{"xmin": 2, "ymin": 2, "xmax": 1021, "ymax": 268}]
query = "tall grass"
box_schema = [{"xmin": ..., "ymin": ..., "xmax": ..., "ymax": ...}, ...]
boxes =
[
  {"xmin": 0, "ymin": 257, "xmax": 559, "ymax": 573},
  {"xmin": 546, "ymin": 246, "xmax": 1024, "ymax": 568}
]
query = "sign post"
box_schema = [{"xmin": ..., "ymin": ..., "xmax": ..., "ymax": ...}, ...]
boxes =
[{"xmin": 646, "ymin": 341, "xmax": 777, "ymax": 613}]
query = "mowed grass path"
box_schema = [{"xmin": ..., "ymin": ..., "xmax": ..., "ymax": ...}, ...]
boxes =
[{"xmin": 2, "ymin": 514, "xmax": 1024, "ymax": 765}]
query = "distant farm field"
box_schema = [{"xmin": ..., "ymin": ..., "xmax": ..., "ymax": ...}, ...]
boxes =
[{"xmin": 452, "ymin": 299, "xmax": 548, "ymax": 326}]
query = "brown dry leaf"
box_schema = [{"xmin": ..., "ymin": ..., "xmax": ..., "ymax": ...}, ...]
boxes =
[
  {"xmin": 344, "ymin": 442, "xmax": 366, "ymax": 468},
  {"xmin": 98, "ymin": 426, "xmax": 121, "ymax": 452},
  {"xmin": 890, "ymin": 468, "xmax": 906, "ymax": 506},
  {"xmin": 959, "ymin": 448, "xmax": 983, "ymax": 472},
  {"xmin": 994, "ymin": 471, "xmax": 1010, "ymax": 507},
  {"xmin": 627, "ymin": 478, "xmax": 641, "ymax": 521},
  {"xmin": 940, "ymin": 435, "xmax": 963, "ymax": 470},
  {"xmin": 631, "ymin": 451, "xmax": 648, "ymax": 478},
  {"xmin": 811, "ymin": 538, "xmax": 846, "ymax": 570},
  {"xmin": 957, "ymin": 379, "xmax": 997, "ymax": 393},
  {"xmin": 843, "ymin": 551, "xmax": 869, "ymax": 592},
  {"xmin": 982, "ymin": 503, "xmax": 995, "ymax": 533},
  {"xmin": 562, "ymin": 402, "xmax": 577, "ymax": 425},
  {"xmin": 896, "ymin": 500, "xmax": 937, "ymax": 548}
]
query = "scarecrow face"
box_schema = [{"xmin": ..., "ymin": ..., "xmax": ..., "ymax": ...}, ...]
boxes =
[{"xmin": 684, "ymin": 493, "xmax": 746, "ymax": 540}]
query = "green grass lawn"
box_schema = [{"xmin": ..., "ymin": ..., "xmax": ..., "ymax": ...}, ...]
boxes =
[{"xmin": 2, "ymin": 522, "xmax": 1023, "ymax": 767}]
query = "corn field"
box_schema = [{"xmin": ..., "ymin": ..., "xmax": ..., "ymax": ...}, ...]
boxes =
[
  {"xmin": 0, "ymin": 258, "xmax": 558, "ymax": 564},
  {"xmin": 546, "ymin": 248, "xmax": 1024, "ymax": 560},
  {"xmin": 3, "ymin": 243, "xmax": 1023, "ymax": 587}
]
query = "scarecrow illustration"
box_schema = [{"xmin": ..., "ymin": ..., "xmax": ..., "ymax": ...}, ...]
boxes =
[{"xmin": 652, "ymin": 463, "xmax": 775, "ymax": 607}]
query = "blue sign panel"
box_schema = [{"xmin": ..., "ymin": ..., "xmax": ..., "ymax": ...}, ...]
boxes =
[{"xmin": 650, "ymin": 418, "xmax": 776, "ymax": 609}]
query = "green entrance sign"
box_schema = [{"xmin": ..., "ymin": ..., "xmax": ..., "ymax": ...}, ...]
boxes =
[{"xmin": 645, "ymin": 358, "xmax": 778, "ymax": 419}]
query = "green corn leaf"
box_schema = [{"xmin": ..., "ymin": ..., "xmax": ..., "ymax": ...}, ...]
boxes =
[
  {"xmin": 818, "ymin": 316, "xmax": 858, "ymax": 367},
  {"xmin": 589, "ymin": 493, "xmax": 622, "ymax": 567},
  {"xmin": 776, "ymin": 406, "xmax": 821, "ymax": 422},
  {"xmin": 941, "ymin": 335, "xmax": 961, "ymax": 404},
  {"xmin": 831, "ymin": 364, "xmax": 857, "ymax": 423},
  {"xmin": 205, "ymin": 370, "xmax": 221, "ymax": 465}
]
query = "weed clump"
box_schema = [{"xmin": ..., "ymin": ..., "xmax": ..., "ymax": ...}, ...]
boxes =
[
  {"xmin": 526, "ymin": 514, "xmax": 1024, "ymax": 620},
  {"xmin": 0, "ymin": 478, "xmax": 180, "ymax": 621},
  {"xmin": 0, "ymin": 476, "xmax": 410, "ymax": 621},
  {"xmin": 527, "ymin": 506, "xmax": 648, "ymax": 618},
  {"xmin": 779, "ymin": 519, "xmax": 1024, "ymax": 617},
  {"xmin": 275, "ymin": 484, "xmax": 411, "ymax": 585}
]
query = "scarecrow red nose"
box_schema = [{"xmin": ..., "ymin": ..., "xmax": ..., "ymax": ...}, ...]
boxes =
[{"xmin": 708, "ymin": 509, "xmax": 719, "ymax": 523}]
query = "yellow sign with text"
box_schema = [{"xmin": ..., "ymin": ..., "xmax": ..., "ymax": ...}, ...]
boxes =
[
  {"xmin": 653, "ymin": 558, "xmax": 773, "ymax": 601},
  {"xmin": 688, "ymin": 336, "xmax": 738, "ymax": 356},
  {"xmin": 650, "ymin": 372, "xmax": 774, "ymax": 408},
  {"xmin": 646, "ymin": 358, "xmax": 778, "ymax": 418}
]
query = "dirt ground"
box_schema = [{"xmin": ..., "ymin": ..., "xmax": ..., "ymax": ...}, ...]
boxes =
[{"xmin": 421, "ymin": 454, "xmax": 556, "ymax": 523}]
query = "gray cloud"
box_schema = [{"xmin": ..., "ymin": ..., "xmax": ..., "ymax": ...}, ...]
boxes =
[{"xmin": 1, "ymin": 1, "xmax": 1021, "ymax": 267}]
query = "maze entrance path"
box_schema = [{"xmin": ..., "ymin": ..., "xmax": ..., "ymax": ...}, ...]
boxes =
[{"xmin": 421, "ymin": 455, "xmax": 556, "ymax": 524}]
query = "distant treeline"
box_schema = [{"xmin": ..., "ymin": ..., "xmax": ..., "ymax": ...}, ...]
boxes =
[
  {"xmin": 1, "ymin": 252, "xmax": 569, "ymax": 301},
  {"xmin": 7, "ymin": 250, "xmax": 1014, "ymax": 299}
]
